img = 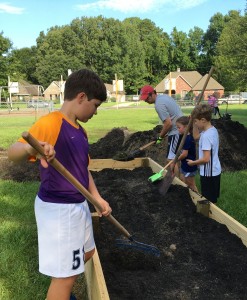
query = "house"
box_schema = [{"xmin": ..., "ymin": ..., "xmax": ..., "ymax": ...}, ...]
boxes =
[
  {"xmin": 10, "ymin": 80, "xmax": 44, "ymax": 101},
  {"xmin": 43, "ymin": 81, "xmax": 116, "ymax": 104},
  {"xmin": 43, "ymin": 81, "xmax": 65, "ymax": 102},
  {"xmin": 155, "ymin": 69, "xmax": 224, "ymax": 100}
]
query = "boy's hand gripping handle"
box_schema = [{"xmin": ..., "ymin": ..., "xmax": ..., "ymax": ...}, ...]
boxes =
[{"xmin": 21, "ymin": 131, "xmax": 132, "ymax": 240}]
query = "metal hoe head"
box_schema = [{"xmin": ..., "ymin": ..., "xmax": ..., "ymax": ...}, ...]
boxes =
[
  {"xmin": 115, "ymin": 237, "xmax": 160, "ymax": 257},
  {"xmin": 158, "ymin": 168, "xmax": 175, "ymax": 196}
]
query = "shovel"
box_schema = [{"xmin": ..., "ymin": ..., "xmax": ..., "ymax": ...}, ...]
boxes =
[
  {"xmin": 113, "ymin": 140, "xmax": 156, "ymax": 161},
  {"xmin": 158, "ymin": 66, "xmax": 215, "ymax": 196},
  {"xmin": 148, "ymin": 160, "xmax": 173, "ymax": 183},
  {"xmin": 22, "ymin": 132, "xmax": 160, "ymax": 257}
]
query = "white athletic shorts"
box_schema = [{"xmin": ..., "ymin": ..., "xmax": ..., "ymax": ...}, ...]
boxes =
[{"xmin": 35, "ymin": 195, "xmax": 95, "ymax": 278}]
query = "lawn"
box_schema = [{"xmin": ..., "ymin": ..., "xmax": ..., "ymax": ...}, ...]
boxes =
[{"xmin": 0, "ymin": 103, "xmax": 247, "ymax": 299}]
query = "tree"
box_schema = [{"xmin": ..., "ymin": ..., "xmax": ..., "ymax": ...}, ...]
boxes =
[
  {"xmin": 7, "ymin": 46, "xmax": 38, "ymax": 83},
  {"xmin": 0, "ymin": 32, "xmax": 12, "ymax": 86},
  {"xmin": 201, "ymin": 10, "xmax": 242, "ymax": 73},
  {"xmin": 214, "ymin": 13, "xmax": 247, "ymax": 91},
  {"xmin": 168, "ymin": 27, "xmax": 194, "ymax": 72},
  {"xmin": 188, "ymin": 27, "xmax": 205, "ymax": 73},
  {"xmin": 35, "ymin": 25, "xmax": 84, "ymax": 87}
]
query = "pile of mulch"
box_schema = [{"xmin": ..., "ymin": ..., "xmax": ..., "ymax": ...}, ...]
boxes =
[
  {"xmin": 89, "ymin": 119, "xmax": 247, "ymax": 172},
  {"xmin": 92, "ymin": 167, "xmax": 247, "ymax": 300},
  {"xmin": 0, "ymin": 119, "xmax": 246, "ymax": 182}
]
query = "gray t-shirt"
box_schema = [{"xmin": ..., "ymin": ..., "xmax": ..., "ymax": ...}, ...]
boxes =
[{"xmin": 155, "ymin": 94, "xmax": 183, "ymax": 135}]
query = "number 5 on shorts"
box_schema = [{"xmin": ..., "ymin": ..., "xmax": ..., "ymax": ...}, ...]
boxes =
[{"xmin": 72, "ymin": 249, "xmax": 81, "ymax": 270}]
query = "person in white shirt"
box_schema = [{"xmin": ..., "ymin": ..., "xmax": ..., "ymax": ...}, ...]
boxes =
[{"xmin": 187, "ymin": 104, "xmax": 221, "ymax": 203}]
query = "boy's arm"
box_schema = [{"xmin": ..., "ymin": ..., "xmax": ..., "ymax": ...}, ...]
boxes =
[
  {"xmin": 187, "ymin": 150, "xmax": 210, "ymax": 166},
  {"xmin": 8, "ymin": 142, "xmax": 37, "ymax": 162},
  {"xmin": 88, "ymin": 171, "xmax": 112, "ymax": 217},
  {"xmin": 8, "ymin": 141, "xmax": 55, "ymax": 168}
]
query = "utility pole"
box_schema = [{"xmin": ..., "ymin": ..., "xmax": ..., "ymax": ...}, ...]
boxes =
[
  {"xmin": 169, "ymin": 72, "xmax": 172, "ymax": 97},
  {"xmin": 8, "ymin": 76, "xmax": 13, "ymax": 110},
  {"xmin": 115, "ymin": 73, "xmax": 118, "ymax": 109}
]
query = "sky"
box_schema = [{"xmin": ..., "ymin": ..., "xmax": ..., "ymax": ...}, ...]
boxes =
[{"xmin": 0, "ymin": 0, "xmax": 246, "ymax": 49}]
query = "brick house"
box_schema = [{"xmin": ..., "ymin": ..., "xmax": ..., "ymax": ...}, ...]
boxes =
[
  {"xmin": 43, "ymin": 81, "xmax": 114, "ymax": 103},
  {"xmin": 155, "ymin": 69, "xmax": 224, "ymax": 100},
  {"xmin": 43, "ymin": 81, "xmax": 65, "ymax": 102}
]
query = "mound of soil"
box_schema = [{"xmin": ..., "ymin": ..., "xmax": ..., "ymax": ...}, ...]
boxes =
[
  {"xmin": 89, "ymin": 119, "xmax": 247, "ymax": 172},
  {"xmin": 0, "ymin": 119, "xmax": 246, "ymax": 183},
  {"xmin": 92, "ymin": 167, "xmax": 247, "ymax": 300}
]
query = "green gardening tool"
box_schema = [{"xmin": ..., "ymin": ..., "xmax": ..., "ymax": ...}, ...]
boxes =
[{"xmin": 148, "ymin": 160, "xmax": 173, "ymax": 183}]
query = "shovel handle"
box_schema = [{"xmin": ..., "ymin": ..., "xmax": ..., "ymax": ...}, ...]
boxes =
[
  {"xmin": 161, "ymin": 160, "xmax": 174, "ymax": 172},
  {"xmin": 21, "ymin": 131, "xmax": 132, "ymax": 239},
  {"xmin": 139, "ymin": 140, "xmax": 156, "ymax": 151}
]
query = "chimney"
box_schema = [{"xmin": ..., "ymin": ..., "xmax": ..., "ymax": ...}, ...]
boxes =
[{"xmin": 177, "ymin": 68, "xmax": 180, "ymax": 72}]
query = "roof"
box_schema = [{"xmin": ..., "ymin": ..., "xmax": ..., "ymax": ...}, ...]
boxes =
[
  {"xmin": 17, "ymin": 79, "xmax": 41, "ymax": 96},
  {"xmin": 155, "ymin": 70, "xmax": 224, "ymax": 92},
  {"xmin": 104, "ymin": 83, "xmax": 113, "ymax": 93},
  {"xmin": 192, "ymin": 74, "xmax": 224, "ymax": 90}
]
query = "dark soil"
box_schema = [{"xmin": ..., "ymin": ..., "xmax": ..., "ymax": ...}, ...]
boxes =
[{"xmin": 92, "ymin": 167, "xmax": 247, "ymax": 300}]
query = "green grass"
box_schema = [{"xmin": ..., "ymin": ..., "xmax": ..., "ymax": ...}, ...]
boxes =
[
  {"xmin": 0, "ymin": 103, "xmax": 247, "ymax": 299},
  {"xmin": 0, "ymin": 180, "xmax": 50, "ymax": 299}
]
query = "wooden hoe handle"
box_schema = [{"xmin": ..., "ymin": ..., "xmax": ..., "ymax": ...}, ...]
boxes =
[{"xmin": 22, "ymin": 131, "xmax": 132, "ymax": 239}]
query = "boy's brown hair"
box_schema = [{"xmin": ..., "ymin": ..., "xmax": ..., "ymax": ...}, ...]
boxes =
[{"xmin": 191, "ymin": 104, "xmax": 213, "ymax": 121}]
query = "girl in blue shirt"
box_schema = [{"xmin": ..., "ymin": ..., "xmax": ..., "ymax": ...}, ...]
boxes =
[{"xmin": 176, "ymin": 116, "xmax": 198, "ymax": 192}]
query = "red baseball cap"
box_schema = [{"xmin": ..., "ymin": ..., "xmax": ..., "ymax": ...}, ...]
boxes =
[{"xmin": 140, "ymin": 85, "xmax": 154, "ymax": 100}]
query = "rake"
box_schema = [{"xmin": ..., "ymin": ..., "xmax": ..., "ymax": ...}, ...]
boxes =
[{"xmin": 22, "ymin": 132, "xmax": 160, "ymax": 257}]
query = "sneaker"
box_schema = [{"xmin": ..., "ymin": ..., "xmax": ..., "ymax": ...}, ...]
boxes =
[{"xmin": 70, "ymin": 294, "xmax": 77, "ymax": 300}]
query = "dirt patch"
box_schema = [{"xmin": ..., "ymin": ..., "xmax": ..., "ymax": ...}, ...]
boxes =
[{"xmin": 92, "ymin": 167, "xmax": 247, "ymax": 300}]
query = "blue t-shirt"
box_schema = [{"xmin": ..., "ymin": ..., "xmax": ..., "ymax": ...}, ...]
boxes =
[{"xmin": 180, "ymin": 134, "xmax": 197, "ymax": 173}]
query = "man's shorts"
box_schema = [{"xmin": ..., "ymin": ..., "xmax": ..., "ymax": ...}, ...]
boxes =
[
  {"xmin": 35, "ymin": 196, "xmax": 95, "ymax": 278},
  {"xmin": 180, "ymin": 169, "xmax": 197, "ymax": 178},
  {"xmin": 200, "ymin": 174, "xmax": 221, "ymax": 203},
  {"xmin": 167, "ymin": 134, "xmax": 182, "ymax": 160}
]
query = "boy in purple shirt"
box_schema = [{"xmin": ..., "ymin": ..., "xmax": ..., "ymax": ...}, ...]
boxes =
[{"xmin": 8, "ymin": 69, "xmax": 112, "ymax": 300}]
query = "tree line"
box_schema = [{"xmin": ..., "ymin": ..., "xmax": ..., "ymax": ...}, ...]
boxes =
[{"xmin": 0, "ymin": 10, "xmax": 246, "ymax": 94}]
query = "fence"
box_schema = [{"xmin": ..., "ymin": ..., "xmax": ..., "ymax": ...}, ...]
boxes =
[{"xmin": 0, "ymin": 100, "xmax": 54, "ymax": 115}]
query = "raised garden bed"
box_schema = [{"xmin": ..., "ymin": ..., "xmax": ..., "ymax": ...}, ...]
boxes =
[{"xmin": 87, "ymin": 158, "xmax": 247, "ymax": 300}]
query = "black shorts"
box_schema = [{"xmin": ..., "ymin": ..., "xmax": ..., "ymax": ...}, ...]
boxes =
[
  {"xmin": 200, "ymin": 174, "xmax": 221, "ymax": 203},
  {"xmin": 167, "ymin": 134, "xmax": 182, "ymax": 159}
]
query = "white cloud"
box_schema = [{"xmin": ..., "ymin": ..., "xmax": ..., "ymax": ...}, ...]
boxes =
[
  {"xmin": 0, "ymin": 3, "xmax": 24, "ymax": 14},
  {"xmin": 75, "ymin": 0, "xmax": 207, "ymax": 13}
]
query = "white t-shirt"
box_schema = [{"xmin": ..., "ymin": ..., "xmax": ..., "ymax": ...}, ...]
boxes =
[{"xmin": 199, "ymin": 126, "xmax": 221, "ymax": 176}]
